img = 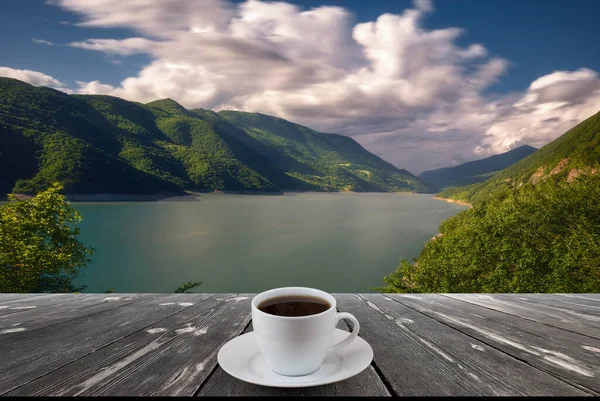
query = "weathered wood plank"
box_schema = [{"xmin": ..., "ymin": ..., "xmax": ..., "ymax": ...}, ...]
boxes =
[
  {"xmin": 444, "ymin": 294, "xmax": 600, "ymax": 339},
  {"xmin": 6, "ymin": 294, "xmax": 253, "ymax": 396},
  {"xmin": 4, "ymin": 293, "xmax": 599, "ymax": 396},
  {"xmin": 534, "ymin": 294, "xmax": 600, "ymax": 310},
  {"xmin": 387, "ymin": 294, "xmax": 600, "ymax": 394},
  {"xmin": 197, "ymin": 313, "xmax": 391, "ymax": 396},
  {"xmin": 0, "ymin": 294, "xmax": 148, "ymax": 333},
  {"xmin": 0, "ymin": 294, "xmax": 47, "ymax": 302},
  {"xmin": 335, "ymin": 294, "xmax": 588, "ymax": 396},
  {"xmin": 0, "ymin": 294, "xmax": 80, "ymax": 316},
  {"xmin": 491, "ymin": 294, "xmax": 600, "ymax": 317},
  {"xmin": 555, "ymin": 294, "xmax": 600, "ymax": 303},
  {"xmin": 0, "ymin": 293, "xmax": 211, "ymax": 395}
]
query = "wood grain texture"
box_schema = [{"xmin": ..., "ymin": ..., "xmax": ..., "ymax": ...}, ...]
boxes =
[
  {"xmin": 0, "ymin": 294, "xmax": 116, "ymax": 330},
  {"xmin": 197, "ymin": 315, "xmax": 390, "ymax": 396},
  {"xmin": 0, "ymin": 294, "xmax": 79, "ymax": 316},
  {"xmin": 387, "ymin": 294, "xmax": 600, "ymax": 394},
  {"xmin": 335, "ymin": 294, "xmax": 588, "ymax": 396},
  {"xmin": 0, "ymin": 294, "xmax": 156, "ymax": 334},
  {"xmin": 7, "ymin": 294, "xmax": 252, "ymax": 396},
  {"xmin": 555, "ymin": 294, "xmax": 600, "ymax": 303},
  {"xmin": 0, "ymin": 294, "xmax": 45, "ymax": 302},
  {"xmin": 2, "ymin": 293, "xmax": 599, "ymax": 397},
  {"xmin": 504, "ymin": 294, "xmax": 600, "ymax": 316},
  {"xmin": 0, "ymin": 293, "xmax": 210, "ymax": 394},
  {"xmin": 444, "ymin": 294, "xmax": 600, "ymax": 339}
]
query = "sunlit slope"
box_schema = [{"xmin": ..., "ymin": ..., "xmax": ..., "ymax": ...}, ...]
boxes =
[{"xmin": 439, "ymin": 111, "xmax": 600, "ymax": 203}]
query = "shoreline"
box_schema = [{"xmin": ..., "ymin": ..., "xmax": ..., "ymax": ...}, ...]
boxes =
[
  {"xmin": 432, "ymin": 196, "xmax": 472, "ymax": 208},
  {"xmin": 6, "ymin": 190, "xmax": 438, "ymax": 202},
  {"xmin": 8, "ymin": 193, "xmax": 193, "ymax": 202}
]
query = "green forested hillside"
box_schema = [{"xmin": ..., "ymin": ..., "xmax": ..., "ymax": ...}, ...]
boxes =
[
  {"xmin": 379, "ymin": 173, "xmax": 600, "ymax": 293},
  {"xmin": 0, "ymin": 79, "xmax": 178, "ymax": 196},
  {"xmin": 0, "ymin": 78, "xmax": 430, "ymax": 197},
  {"xmin": 218, "ymin": 111, "xmax": 429, "ymax": 192},
  {"xmin": 419, "ymin": 145, "xmax": 536, "ymax": 191},
  {"xmin": 380, "ymin": 110, "xmax": 600, "ymax": 293},
  {"xmin": 439, "ymin": 111, "xmax": 600, "ymax": 203}
]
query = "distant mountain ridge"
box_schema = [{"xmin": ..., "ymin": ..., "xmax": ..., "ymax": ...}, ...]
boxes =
[
  {"xmin": 439, "ymin": 110, "xmax": 600, "ymax": 203},
  {"xmin": 0, "ymin": 77, "xmax": 432, "ymax": 197},
  {"xmin": 419, "ymin": 145, "xmax": 537, "ymax": 191},
  {"xmin": 381, "ymin": 110, "xmax": 600, "ymax": 294}
]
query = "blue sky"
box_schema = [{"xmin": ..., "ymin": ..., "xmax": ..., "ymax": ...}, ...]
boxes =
[
  {"xmin": 0, "ymin": 0, "xmax": 151, "ymax": 85},
  {"xmin": 1, "ymin": 0, "xmax": 598, "ymax": 92},
  {"xmin": 0, "ymin": 0, "xmax": 599, "ymax": 172}
]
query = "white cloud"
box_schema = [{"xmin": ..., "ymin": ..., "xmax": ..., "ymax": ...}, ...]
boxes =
[
  {"xmin": 414, "ymin": 0, "xmax": 434, "ymax": 12},
  {"xmin": 53, "ymin": 0, "xmax": 234, "ymax": 37},
  {"xmin": 31, "ymin": 38, "xmax": 54, "ymax": 46},
  {"xmin": 74, "ymin": 80, "xmax": 116, "ymax": 94},
  {"xmin": 69, "ymin": 38, "xmax": 157, "ymax": 55},
  {"xmin": 0, "ymin": 67, "xmax": 65, "ymax": 88},
  {"xmin": 13, "ymin": 0, "xmax": 599, "ymax": 173},
  {"xmin": 476, "ymin": 69, "xmax": 600, "ymax": 155}
]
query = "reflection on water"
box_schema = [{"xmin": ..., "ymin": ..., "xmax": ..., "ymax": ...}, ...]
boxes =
[{"xmin": 73, "ymin": 193, "xmax": 466, "ymax": 293}]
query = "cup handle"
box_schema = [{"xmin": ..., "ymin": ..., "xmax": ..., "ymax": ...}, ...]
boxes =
[{"xmin": 330, "ymin": 312, "xmax": 360, "ymax": 352}]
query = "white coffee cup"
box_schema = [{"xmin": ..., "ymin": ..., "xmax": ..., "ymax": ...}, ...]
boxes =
[{"xmin": 251, "ymin": 287, "xmax": 360, "ymax": 376}]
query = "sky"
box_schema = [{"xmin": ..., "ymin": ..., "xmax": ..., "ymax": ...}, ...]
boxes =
[{"xmin": 0, "ymin": 0, "xmax": 599, "ymax": 173}]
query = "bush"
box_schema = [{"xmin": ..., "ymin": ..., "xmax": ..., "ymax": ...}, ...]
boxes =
[
  {"xmin": 378, "ymin": 173, "xmax": 600, "ymax": 293},
  {"xmin": 0, "ymin": 183, "xmax": 93, "ymax": 292}
]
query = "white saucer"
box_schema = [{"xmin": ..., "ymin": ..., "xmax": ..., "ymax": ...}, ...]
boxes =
[{"xmin": 217, "ymin": 329, "xmax": 373, "ymax": 388}]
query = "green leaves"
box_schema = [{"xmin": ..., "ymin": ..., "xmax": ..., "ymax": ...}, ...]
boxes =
[
  {"xmin": 174, "ymin": 281, "xmax": 202, "ymax": 294},
  {"xmin": 0, "ymin": 183, "xmax": 93, "ymax": 293},
  {"xmin": 380, "ymin": 172, "xmax": 600, "ymax": 293}
]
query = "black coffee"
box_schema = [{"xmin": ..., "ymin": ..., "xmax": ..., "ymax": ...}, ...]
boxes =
[{"xmin": 258, "ymin": 295, "xmax": 331, "ymax": 317}]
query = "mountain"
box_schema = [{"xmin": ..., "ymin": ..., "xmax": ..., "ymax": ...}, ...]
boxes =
[
  {"xmin": 217, "ymin": 111, "xmax": 428, "ymax": 193},
  {"xmin": 380, "ymin": 111, "xmax": 600, "ymax": 294},
  {"xmin": 439, "ymin": 111, "xmax": 600, "ymax": 203},
  {"xmin": 418, "ymin": 145, "xmax": 537, "ymax": 191},
  {"xmin": 0, "ymin": 78, "xmax": 431, "ymax": 197},
  {"xmin": 379, "ymin": 171, "xmax": 600, "ymax": 293}
]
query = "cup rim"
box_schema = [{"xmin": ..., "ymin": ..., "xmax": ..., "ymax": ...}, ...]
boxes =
[{"xmin": 251, "ymin": 287, "xmax": 336, "ymax": 320}]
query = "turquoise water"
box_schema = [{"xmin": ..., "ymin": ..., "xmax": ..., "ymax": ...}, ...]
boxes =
[{"xmin": 72, "ymin": 193, "xmax": 466, "ymax": 293}]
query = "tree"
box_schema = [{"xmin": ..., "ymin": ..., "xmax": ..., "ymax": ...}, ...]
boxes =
[
  {"xmin": 0, "ymin": 183, "xmax": 93, "ymax": 293},
  {"xmin": 377, "ymin": 173, "xmax": 600, "ymax": 293}
]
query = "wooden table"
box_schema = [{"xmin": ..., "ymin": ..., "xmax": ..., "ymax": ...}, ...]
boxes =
[{"xmin": 1, "ymin": 293, "xmax": 599, "ymax": 396}]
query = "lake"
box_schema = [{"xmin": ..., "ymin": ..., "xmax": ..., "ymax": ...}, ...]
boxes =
[{"xmin": 73, "ymin": 193, "xmax": 466, "ymax": 293}]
